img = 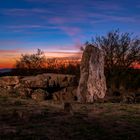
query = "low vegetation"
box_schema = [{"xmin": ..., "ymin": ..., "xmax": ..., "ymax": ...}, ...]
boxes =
[{"xmin": 0, "ymin": 95, "xmax": 140, "ymax": 140}]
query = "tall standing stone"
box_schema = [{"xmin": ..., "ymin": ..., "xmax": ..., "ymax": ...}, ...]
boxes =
[{"xmin": 77, "ymin": 45, "xmax": 106, "ymax": 103}]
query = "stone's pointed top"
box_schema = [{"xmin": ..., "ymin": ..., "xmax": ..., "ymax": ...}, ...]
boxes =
[
  {"xmin": 77, "ymin": 44, "xmax": 107, "ymax": 103},
  {"xmin": 85, "ymin": 45, "xmax": 103, "ymax": 55}
]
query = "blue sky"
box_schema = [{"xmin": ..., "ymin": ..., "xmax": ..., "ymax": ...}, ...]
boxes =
[{"xmin": 0, "ymin": 0, "xmax": 140, "ymax": 67}]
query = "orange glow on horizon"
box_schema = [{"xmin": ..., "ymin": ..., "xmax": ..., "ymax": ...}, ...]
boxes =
[
  {"xmin": 0, "ymin": 51, "xmax": 82, "ymax": 69},
  {"xmin": 0, "ymin": 50, "xmax": 139, "ymax": 69},
  {"xmin": 133, "ymin": 64, "xmax": 140, "ymax": 69},
  {"xmin": 0, "ymin": 50, "xmax": 20, "ymax": 68}
]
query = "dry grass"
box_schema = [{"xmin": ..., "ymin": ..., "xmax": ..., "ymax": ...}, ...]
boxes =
[{"xmin": 0, "ymin": 95, "xmax": 140, "ymax": 140}]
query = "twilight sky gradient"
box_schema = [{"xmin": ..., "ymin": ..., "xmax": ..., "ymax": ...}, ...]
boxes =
[{"xmin": 0, "ymin": 0, "xmax": 140, "ymax": 68}]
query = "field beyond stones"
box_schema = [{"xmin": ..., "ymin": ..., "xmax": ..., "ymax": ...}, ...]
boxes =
[{"xmin": 0, "ymin": 95, "xmax": 140, "ymax": 140}]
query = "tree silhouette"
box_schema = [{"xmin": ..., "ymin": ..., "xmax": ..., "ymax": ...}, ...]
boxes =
[
  {"xmin": 15, "ymin": 49, "xmax": 46, "ymax": 69},
  {"xmin": 93, "ymin": 29, "xmax": 140, "ymax": 70}
]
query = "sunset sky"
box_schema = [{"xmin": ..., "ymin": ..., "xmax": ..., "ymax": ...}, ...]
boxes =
[{"xmin": 0, "ymin": 0, "xmax": 140, "ymax": 68}]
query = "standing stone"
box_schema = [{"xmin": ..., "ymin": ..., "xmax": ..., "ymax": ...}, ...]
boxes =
[{"xmin": 77, "ymin": 45, "xmax": 106, "ymax": 103}]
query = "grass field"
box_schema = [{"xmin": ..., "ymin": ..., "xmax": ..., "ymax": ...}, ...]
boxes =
[{"xmin": 0, "ymin": 95, "xmax": 140, "ymax": 140}]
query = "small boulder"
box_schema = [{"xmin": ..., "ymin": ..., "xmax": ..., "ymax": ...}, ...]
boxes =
[
  {"xmin": 53, "ymin": 86, "xmax": 77, "ymax": 102},
  {"xmin": 64, "ymin": 102, "xmax": 73, "ymax": 115},
  {"xmin": 31, "ymin": 89, "xmax": 49, "ymax": 101},
  {"xmin": 122, "ymin": 91, "xmax": 136, "ymax": 104}
]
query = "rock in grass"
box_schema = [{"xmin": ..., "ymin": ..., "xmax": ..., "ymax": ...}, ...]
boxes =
[{"xmin": 31, "ymin": 89, "xmax": 49, "ymax": 101}]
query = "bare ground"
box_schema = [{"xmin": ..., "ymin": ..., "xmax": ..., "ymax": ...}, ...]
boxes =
[{"xmin": 0, "ymin": 95, "xmax": 140, "ymax": 140}]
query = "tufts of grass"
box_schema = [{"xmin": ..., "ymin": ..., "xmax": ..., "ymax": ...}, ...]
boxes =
[
  {"xmin": 0, "ymin": 95, "xmax": 8, "ymax": 102},
  {"xmin": 13, "ymin": 100, "xmax": 22, "ymax": 106}
]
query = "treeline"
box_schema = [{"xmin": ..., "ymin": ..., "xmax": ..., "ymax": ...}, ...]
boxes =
[{"xmin": 10, "ymin": 63, "xmax": 80, "ymax": 77}]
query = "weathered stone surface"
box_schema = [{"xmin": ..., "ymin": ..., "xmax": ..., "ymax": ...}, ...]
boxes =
[
  {"xmin": 0, "ymin": 74, "xmax": 77, "ymax": 100},
  {"xmin": 21, "ymin": 74, "xmax": 76, "ymax": 88},
  {"xmin": 0, "ymin": 87, "xmax": 10, "ymax": 95},
  {"xmin": 53, "ymin": 86, "xmax": 77, "ymax": 102},
  {"xmin": 77, "ymin": 45, "xmax": 107, "ymax": 103},
  {"xmin": 31, "ymin": 89, "xmax": 49, "ymax": 101},
  {"xmin": 0, "ymin": 76, "xmax": 19, "ymax": 87},
  {"xmin": 15, "ymin": 86, "xmax": 32, "ymax": 98}
]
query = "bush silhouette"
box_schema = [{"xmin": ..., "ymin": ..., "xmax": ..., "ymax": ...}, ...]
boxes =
[{"xmin": 13, "ymin": 49, "xmax": 46, "ymax": 75}]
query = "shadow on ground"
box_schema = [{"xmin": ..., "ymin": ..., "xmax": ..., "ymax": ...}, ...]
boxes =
[{"xmin": 0, "ymin": 96, "xmax": 140, "ymax": 140}]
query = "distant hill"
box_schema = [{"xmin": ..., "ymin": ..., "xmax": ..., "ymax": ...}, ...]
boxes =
[{"xmin": 0, "ymin": 68, "xmax": 11, "ymax": 74}]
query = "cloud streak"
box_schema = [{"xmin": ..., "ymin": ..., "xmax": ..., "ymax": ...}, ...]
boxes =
[
  {"xmin": 1, "ymin": 8, "xmax": 52, "ymax": 16},
  {"xmin": 0, "ymin": 49, "xmax": 20, "ymax": 53}
]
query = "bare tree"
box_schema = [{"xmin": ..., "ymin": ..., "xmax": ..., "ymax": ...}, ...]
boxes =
[
  {"xmin": 92, "ymin": 30, "xmax": 140, "ymax": 70},
  {"xmin": 15, "ymin": 49, "xmax": 46, "ymax": 69}
]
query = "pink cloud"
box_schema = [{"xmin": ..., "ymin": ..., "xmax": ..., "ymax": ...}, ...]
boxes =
[
  {"xmin": 60, "ymin": 26, "xmax": 81, "ymax": 36},
  {"xmin": 49, "ymin": 16, "xmax": 84, "ymax": 24},
  {"xmin": 47, "ymin": 17, "xmax": 82, "ymax": 36}
]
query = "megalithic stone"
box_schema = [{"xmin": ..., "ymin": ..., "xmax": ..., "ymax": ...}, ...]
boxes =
[{"xmin": 77, "ymin": 45, "xmax": 107, "ymax": 103}]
